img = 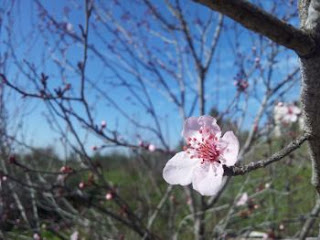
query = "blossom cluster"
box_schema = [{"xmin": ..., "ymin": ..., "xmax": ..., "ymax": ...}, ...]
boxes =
[
  {"xmin": 273, "ymin": 102, "xmax": 302, "ymax": 136},
  {"xmin": 274, "ymin": 102, "xmax": 301, "ymax": 124}
]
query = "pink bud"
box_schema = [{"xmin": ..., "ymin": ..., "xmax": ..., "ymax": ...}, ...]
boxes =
[
  {"xmin": 2, "ymin": 176, "xmax": 7, "ymax": 181},
  {"xmin": 9, "ymin": 155, "xmax": 16, "ymax": 164},
  {"xmin": 138, "ymin": 140, "xmax": 144, "ymax": 147},
  {"xmin": 101, "ymin": 120, "xmax": 107, "ymax": 128},
  {"xmin": 91, "ymin": 146, "xmax": 97, "ymax": 151},
  {"xmin": 148, "ymin": 144, "xmax": 156, "ymax": 152},
  {"xmin": 65, "ymin": 83, "xmax": 71, "ymax": 90},
  {"xmin": 106, "ymin": 192, "xmax": 113, "ymax": 200},
  {"xmin": 33, "ymin": 233, "xmax": 41, "ymax": 240},
  {"xmin": 79, "ymin": 182, "xmax": 85, "ymax": 189},
  {"xmin": 66, "ymin": 23, "xmax": 73, "ymax": 32},
  {"xmin": 60, "ymin": 165, "xmax": 73, "ymax": 174}
]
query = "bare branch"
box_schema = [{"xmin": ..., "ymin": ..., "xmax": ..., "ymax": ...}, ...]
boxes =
[
  {"xmin": 299, "ymin": 195, "xmax": 320, "ymax": 240},
  {"xmin": 194, "ymin": 0, "xmax": 316, "ymax": 56},
  {"xmin": 225, "ymin": 132, "xmax": 311, "ymax": 176}
]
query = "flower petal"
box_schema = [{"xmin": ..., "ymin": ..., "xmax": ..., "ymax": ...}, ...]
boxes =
[
  {"xmin": 192, "ymin": 163, "xmax": 224, "ymax": 196},
  {"xmin": 220, "ymin": 131, "xmax": 239, "ymax": 166},
  {"xmin": 291, "ymin": 105, "xmax": 301, "ymax": 115},
  {"xmin": 182, "ymin": 117, "xmax": 202, "ymax": 141},
  {"xmin": 163, "ymin": 151, "xmax": 198, "ymax": 186},
  {"xmin": 283, "ymin": 114, "xmax": 297, "ymax": 123},
  {"xmin": 182, "ymin": 116, "xmax": 221, "ymax": 141},
  {"xmin": 235, "ymin": 192, "xmax": 248, "ymax": 206}
]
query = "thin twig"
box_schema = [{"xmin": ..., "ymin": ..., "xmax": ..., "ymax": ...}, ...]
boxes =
[{"xmin": 225, "ymin": 133, "xmax": 311, "ymax": 176}]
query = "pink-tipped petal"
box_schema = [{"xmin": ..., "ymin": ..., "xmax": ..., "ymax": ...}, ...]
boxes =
[
  {"xmin": 182, "ymin": 117, "xmax": 202, "ymax": 140},
  {"xmin": 182, "ymin": 116, "xmax": 221, "ymax": 141},
  {"xmin": 220, "ymin": 131, "xmax": 239, "ymax": 166},
  {"xmin": 198, "ymin": 115, "xmax": 221, "ymax": 133},
  {"xmin": 192, "ymin": 163, "xmax": 224, "ymax": 196},
  {"xmin": 163, "ymin": 151, "xmax": 198, "ymax": 186}
]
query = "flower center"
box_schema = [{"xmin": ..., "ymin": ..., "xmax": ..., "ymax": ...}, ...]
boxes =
[{"xmin": 184, "ymin": 128, "xmax": 220, "ymax": 164}]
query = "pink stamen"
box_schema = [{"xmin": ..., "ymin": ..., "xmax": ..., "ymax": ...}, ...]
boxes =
[{"xmin": 185, "ymin": 132, "xmax": 220, "ymax": 163}]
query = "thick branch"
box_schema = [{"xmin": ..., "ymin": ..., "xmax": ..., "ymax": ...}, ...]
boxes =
[
  {"xmin": 194, "ymin": 0, "xmax": 316, "ymax": 57},
  {"xmin": 225, "ymin": 133, "xmax": 311, "ymax": 176}
]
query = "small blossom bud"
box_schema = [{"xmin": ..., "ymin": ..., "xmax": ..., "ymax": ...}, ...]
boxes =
[
  {"xmin": 91, "ymin": 146, "xmax": 97, "ymax": 151},
  {"xmin": 138, "ymin": 140, "xmax": 144, "ymax": 147},
  {"xmin": 60, "ymin": 165, "xmax": 73, "ymax": 174},
  {"xmin": 9, "ymin": 156, "xmax": 16, "ymax": 164},
  {"xmin": 33, "ymin": 233, "xmax": 41, "ymax": 240},
  {"xmin": 65, "ymin": 23, "xmax": 73, "ymax": 32},
  {"xmin": 106, "ymin": 192, "xmax": 113, "ymax": 200},
  {"xmin": 101, "ymin": 120, "xmax": 107, "ymax": 128},
  {"xmin": 279, "ymin": 223, "xmax": 285, "ymax": 230},
  {"xmin": 148, "ymin": 144, "xmax": 156, "ymax": 152},
  {"xmin": 78, "ymin": 182, "xmax": 85, "ymax": 189},
  {"xmin": 64, "ymin": 83, "xmax": 71, "ymax": 91}
]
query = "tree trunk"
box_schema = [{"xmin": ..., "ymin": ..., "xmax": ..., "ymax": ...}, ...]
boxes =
[{"xmin": 299, "ymin": 0, "xmax": 320, "ymax": 193}]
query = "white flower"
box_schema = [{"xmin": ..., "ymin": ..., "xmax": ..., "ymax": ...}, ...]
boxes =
[
  {"xmin": 70, "ymin": 231, "xmax": 79, "ymax": 240},
  {"xmin": 163, "ymin": 116, "xmax": 239, "ymax": 196},
  {"xmin": 235, "ymin": 192, "xmax": 248, "ymax": 206},
  {"xmin": 148, "ymin": 144, "xmax": 156, "ymax": 152},
  {"xmin": 274, "ymin": 102, "xmax": 301, "ymax": 124}
]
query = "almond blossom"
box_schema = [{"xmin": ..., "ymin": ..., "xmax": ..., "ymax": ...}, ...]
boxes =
[
  {"xmin": 235, "ymin": 192, "xmax": 248, "ymax": 206},
  {"xmin": 274, "ymin": 102, "xmax": 301, "ymax": 124},
  {"xmin": 163, "ymin": 116, "xmax": 239, "ymax": 196},
  {"xmin": 274, "ymin": 102, "xmax": 302, "ymax": 136}
]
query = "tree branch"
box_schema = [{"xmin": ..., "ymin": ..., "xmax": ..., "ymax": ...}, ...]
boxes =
[
  {"xmin": 299, "ymin": 195, "xmax": 320, "ymax": 240},
  {"xmin": 193, "ymin": 0, "xmax": 316, "ymax": 57},
  {"xmin": 224, "ymin": 132, "xmax": 311, "ymax": 176}
]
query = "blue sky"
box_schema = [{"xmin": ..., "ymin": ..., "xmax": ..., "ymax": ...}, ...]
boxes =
[{"xmin": 0, "ymin": 0, "xmax": 301, "ymax": 157}]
